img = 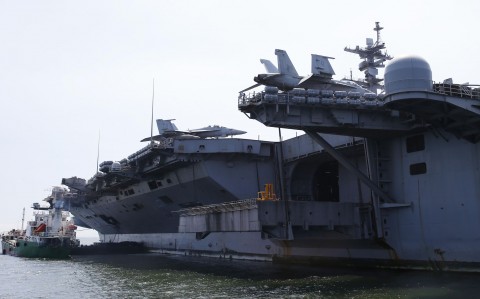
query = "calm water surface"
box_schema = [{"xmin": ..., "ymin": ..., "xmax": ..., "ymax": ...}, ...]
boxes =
[{"xmin": 1, "ymin": 252, "xmax": 480, "ymax": 298}]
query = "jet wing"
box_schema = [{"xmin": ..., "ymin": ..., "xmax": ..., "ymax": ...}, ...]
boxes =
[
  {"xmin": 239, "ymin": 83, "xmax": 261, "ymax": 93},
  {"xmin": 162, "ymin": 130, "xmax": 191, "ymax": 137},
  {"xmin": 297, "ymin": 74, "xmax": 334, "ymax": 89},
  {"xmin": 140, "ymin": 135, "xmax": 165, "ymax": 142},
  {"xmin": 140, "ymin": 130, "xmax": 189, "ymax": 142}
]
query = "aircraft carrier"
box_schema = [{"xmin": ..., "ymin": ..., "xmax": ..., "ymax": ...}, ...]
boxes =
[{"xmin": 61, "ymin": 23, "xmax": 480, "ymax": 271}]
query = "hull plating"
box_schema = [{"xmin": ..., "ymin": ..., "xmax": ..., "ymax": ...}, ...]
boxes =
[
  {"xmin": 99, "ymin": 231, "xmax": 480, "ymax": 272},
  {"xmin": 2, "ymin": 240, "xmax": 72, "ymax": 259}
]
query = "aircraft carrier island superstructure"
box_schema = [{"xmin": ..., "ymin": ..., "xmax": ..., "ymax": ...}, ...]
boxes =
[{"xmin": 61, "ymin": 23, "xmax": 480, "ymax": 271}]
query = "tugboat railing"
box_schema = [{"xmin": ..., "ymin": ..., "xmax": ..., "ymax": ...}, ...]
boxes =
[{"xmin": 32, "ymin": 231, "xmax": 76, "ymax": 238}]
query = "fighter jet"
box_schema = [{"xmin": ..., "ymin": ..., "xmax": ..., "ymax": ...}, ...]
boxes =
[
  {"xmin": 141, "ymin": 119, "xmax": 247, "ymax": 142},
  {"xmin": 240, "ymin": 49, "xmax": 368, "ymax": 93},
  {"xmin": 240, "ymin": 49, "xmax": 336, "ymax": 92},
  {"xmin": 240, "ymin": 49, "xmax": 301, "ymax": 92}
]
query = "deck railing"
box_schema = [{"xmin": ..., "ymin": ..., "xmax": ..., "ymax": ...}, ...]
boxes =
[
  {"xmin": 432, "ymin": 83, "xmax": 480, "ymax": 99},
  {"xmin": 173, "ymin": 198, "xmax": 258, "ymax": 216}
]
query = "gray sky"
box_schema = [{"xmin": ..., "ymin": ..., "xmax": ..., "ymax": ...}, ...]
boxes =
[{"xmin": 1, "ymin": 0, "xmax": 479, "ymax": 240}]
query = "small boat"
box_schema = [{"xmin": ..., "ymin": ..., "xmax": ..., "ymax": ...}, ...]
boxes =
[{"xmin": 1, "ymin": 187, "xmax": 80, "ymax": 258}]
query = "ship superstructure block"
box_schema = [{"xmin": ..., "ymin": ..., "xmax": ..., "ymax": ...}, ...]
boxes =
[{"xmin": 239, "ymin": 55, "xmax": 480, "ymax": 141}]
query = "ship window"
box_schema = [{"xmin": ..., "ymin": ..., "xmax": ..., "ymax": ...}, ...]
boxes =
[
  {"xmin": 24, "ymin": 242, "xmax": 27, "ymax": 247},
  {"xmin": 148, "ymin": 181, "xmax": 158, "ymax": 190},
  {"xmin": 410, "ymin": 162, "xmax": 427, "ymax": 175},
  {"xmin": 157, "ymin": 181, "xmax": 163, "ymax": 187},
  {"xmin": 127, "ymin": 189, "xmax": 135, "ymax": 195},
  {"xmin": 406, "ymin": 135, "xmax": 425, "ymax": 153},
  {"xmin": 166, "ymin": 178, "xmax": 172, "ymax": 184}
]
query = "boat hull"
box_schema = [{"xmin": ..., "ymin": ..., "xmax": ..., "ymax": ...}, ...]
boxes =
[{"xmin": 2, "ymin": 239, "xmax": 73, "ymax": 259}]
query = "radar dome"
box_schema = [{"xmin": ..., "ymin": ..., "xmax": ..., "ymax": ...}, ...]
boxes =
[{"xmin": 384, "ymin": 55, "xmax": 432, "ymax": 94}]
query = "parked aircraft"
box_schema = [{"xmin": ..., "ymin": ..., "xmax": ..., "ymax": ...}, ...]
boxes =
[
  {"xmin": 240, "ymin": 49, "xmax": 368, "ymax": 93},
  {"xmin": 141, "ymin": 119, "xmax": 247, "ymax": 142}
]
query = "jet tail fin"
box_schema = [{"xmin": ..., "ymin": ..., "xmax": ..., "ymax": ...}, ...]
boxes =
[
  {"xmin": 156, "ymin": 119, "xmax": 178, "ymax": 135},
  {"xmin": 311, "ymin": 54, "xmax": 335, "ymax": 77},
  {"xmin": 260, "ymin": 59, "xmax": 278, "ymax": 73},
  {"xmin": 275, "ymin": 49, "xmax": 298, "ymax": 77}
]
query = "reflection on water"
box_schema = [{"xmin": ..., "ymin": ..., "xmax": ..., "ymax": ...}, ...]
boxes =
[{"xmin": 2, "ymin": 253, "xmax": 480, "ymax": 298}]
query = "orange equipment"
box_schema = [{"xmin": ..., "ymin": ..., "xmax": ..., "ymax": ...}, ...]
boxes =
[{"xmin": 257, "ymin": 183, "xmax": 277, "ymax": 201}]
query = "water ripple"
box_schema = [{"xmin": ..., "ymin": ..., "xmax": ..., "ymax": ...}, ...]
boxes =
[{"xmin": 0, "ymin": 254, "xmax": 478, "ymax": 298}]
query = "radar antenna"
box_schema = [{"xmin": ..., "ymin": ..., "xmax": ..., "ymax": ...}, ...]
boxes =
[
  {"xmin": 373, "ymin": 21, "xmax": 383, "ymax": 46},
  {"xmin": 344, "ymin": 22, "xmax": 393, "ymax": 92},
  {"xmin": 96, "ymin": 130, "xmax": 100, "ymax": 174},
  {"xmin": 150, "ymin": 78, "xmax": 155, "ymax": 145}
]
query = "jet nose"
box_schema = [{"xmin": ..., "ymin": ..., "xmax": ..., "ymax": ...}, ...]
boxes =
[{"xmin": 234, "ymin": 129, "xmax": 247, "ymax": 135}]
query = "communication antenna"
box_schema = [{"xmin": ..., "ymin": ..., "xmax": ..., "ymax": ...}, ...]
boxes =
[
  {"xmin": 344, "ymin": 22, "xmax": 393, "ymax": 92},
  {"xmin": 96, "ymin": 130, "xmax": 100, "ymax": 174},
  {"xmin": 21, "ymin": 207, "xmax": 25, "ymax": 232},
  {"xmin": 373, "ymin": 21, "xmax": 383, "ymax": 45},
  {"xmin": 150, "ymin": 78, "xmax": 155, "ymax": 145}
]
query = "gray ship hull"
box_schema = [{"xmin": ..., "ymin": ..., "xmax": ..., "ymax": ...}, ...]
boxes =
[
  {"xmin": 66, "ymin": 131, "xmax": 480, "ymax": 272},
  {"xmin": 63, "ymin": 24, "xmax": 480, "ymax": 272}
]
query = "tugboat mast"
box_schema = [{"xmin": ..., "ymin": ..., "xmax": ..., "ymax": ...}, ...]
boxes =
[
  {"xmin": 344, "ymin": 21, "xmax": 393, "ymax": 92},
  {"xmin": 21, "ymin": 207, "xmax": 25, "ymax": 232}
]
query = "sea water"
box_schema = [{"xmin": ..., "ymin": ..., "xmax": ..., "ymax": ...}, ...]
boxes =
[{"xmin": 1, "ymin": 252, "xmax": 480, "ymax": 299}]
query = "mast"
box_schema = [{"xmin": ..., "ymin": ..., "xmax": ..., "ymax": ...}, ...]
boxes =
[
  {"xmin": 373, "ymin": 21, "xmax": 383, "ymax": 45},
  {"xmin": 344, "ymin": 21, "xmax": 393, "ymax": 93},
  {"xmin": 150, "ymin": 78, "xmax": 155, "ymax": 145},
  {"xmin": 96, "ymin": 130, "xmax": 100, "ymax": 174},
  {"xmin": 21, "ymin": 207, "xmax": 25, "ymax": 232}
]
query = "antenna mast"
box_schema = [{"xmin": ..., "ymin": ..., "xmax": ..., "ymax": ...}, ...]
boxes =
[
  {"xmin": 150, "ymin": 78, "xmax": 155, "ymax": 145},
  {"xmin": 344, "ymin": 22, "xmax": 393, "ymax": 92},
  {"xmin": 96, "ymin": 130, "xmax": 100, "ymax": 174},
  {"xmin": 374, "ymin": 21, "xmax": 383, "ymax": 45},
  {"xmin": 21, "ymin": 207, "xmax": 25, "ymax": 232}
]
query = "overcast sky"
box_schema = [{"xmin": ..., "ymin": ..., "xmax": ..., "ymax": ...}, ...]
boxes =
[{"xmin": 1, "ymin": 0, "xmax": 479, "ymax": 241}]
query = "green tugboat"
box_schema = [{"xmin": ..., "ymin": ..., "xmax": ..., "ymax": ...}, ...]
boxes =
[{"xmin": 1, "ymin": 187, "xmax": 80, "ymax": 258}]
